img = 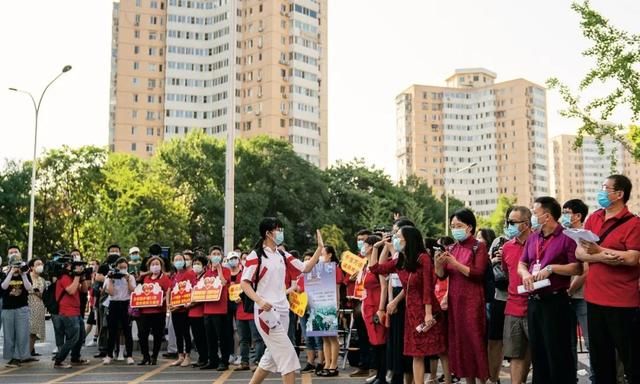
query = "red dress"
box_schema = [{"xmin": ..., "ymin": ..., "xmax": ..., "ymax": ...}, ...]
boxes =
[
  {"xmin": 370, "ymin": 253, "xmax": 446, "ymax": 356},
  {"xmin": 444, "ymin": 237, "xmax": 489, "ymax": 379},
  {"xmin": 361, "ymin": 268, "xmax": 387, "ymax": 345}
]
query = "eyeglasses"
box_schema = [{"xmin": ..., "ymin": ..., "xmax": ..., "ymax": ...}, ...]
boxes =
[
  {"xmin": 601, "ymin": 185, "xmax": 618, "ymax": 192},
  {"xmin": 506, "ymin": 220, "xmax": 526, "ymax": 226}
]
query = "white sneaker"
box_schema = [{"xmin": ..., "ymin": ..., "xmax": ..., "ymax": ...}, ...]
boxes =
[
  {"xmin": 103, "ymin": 357, "xmax": 112, "ymax": 365},
  {"xmin": 366, "ymin": 374, "xmax": 377, "ymax": 383},
  {"xmin": 117, "ymin": 351, "xmax": 125, "ymax": 361},
  {"xmin": 228, "ymin": 354, "xmax": 236, "ymax": 364},
  {"xmin": 127, "ymin": 357, "xmax": 135, "ymax": 365},
  {"xmin": 85, "ymin": 339, "xmax": 96, "ymax": 347},
  {"xmin": 233, "ymin": 356, "xmax": 241, "ymax": 365}
]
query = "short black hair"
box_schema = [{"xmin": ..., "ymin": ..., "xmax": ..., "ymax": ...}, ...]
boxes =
[
  {"xmin": 7, "ymin": 245, "xmax": 20, "ymax": 253},
  {"xmin": 70, "ymin": 248, "xmax": 81, "ymax": 255},
  {"xmin": 608, "ymin": 174, "xmax": 632, "ymax": 204},
  {"xmin": 356, "ymin": 229, "xmax": 372, "ymax": 237},
  {"xmin": 393, "ymin": 217, "xmax": 415, "ymax": 228},
  {"xmin": 563, "ymin": 199, "xmax": 589, "ymax": 223},
  {"xmin": 115, "ymin": 257, "xmax": 128, "ymax": 266},
  {"xmin": 364, "ymin": 235, "xmax": 381, "ymax": 246},
  {"xmin": 192, "ymin": 255, "xmax": 208, "ymax": 267},
  {"xmin": 208, "ymin": 245, "xmax": 223, "ymax": 254},
  {"xmin": 107, "ymin": 244, "xmax": 121, "ymax": 252},
  {"xmin": 449, "ymin": 208, "xmax": 477, "ymax": 234},
  {"xmin": 477, "ymin": 228, "xmax": 496, "ymax": 246},
  {"xmin": 149, "ymin": 243, "xmax": 162, "ymax": 256},
  {"xmin": 504, "ymin": 206, "xmax": 515, "ymax": 222},
  {"xmin": 28, "ymin": 258, "xmax": 42, "ymax": 268},
  {"xmin": 534, "ymin": 196, "xmax": 562, "ymax": 221},
  {"xmin": 258, "ymin": 217, "xmax": 284, "ymax": 239}
]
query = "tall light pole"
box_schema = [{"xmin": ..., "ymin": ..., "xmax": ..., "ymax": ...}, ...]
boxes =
[
  {"xmin": 441, "ymin": 162, "xmax": 478, "ymax": 235},
  {"xmin": 223, "ymin": 0, "xmax": 237, "ymax": 254},
  {"xmin": 9, "ymin": 65, "xmax": 72, "ymax": 261}
]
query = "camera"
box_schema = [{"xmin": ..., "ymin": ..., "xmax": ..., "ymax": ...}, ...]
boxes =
[
  {"xmin": 107, "ymin": 267, "xmax": 126, "ymax": 279},
  {"xmin": 11, "ymin": 260, "xmax": 30, "ymax": 273}
]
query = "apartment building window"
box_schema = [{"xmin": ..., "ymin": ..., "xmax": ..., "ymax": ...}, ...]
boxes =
[
  {"xmin": 135, "ymin": 0, "xmax": 141, "ymax": 6},
  {"xmin": 133, "ymin": 94, "xmax": 139, "ymax": 102},
  {"xmin": 132, "ymin": 77, "xmax": 139, "ymax": 85},
  {"xmin": 131, "ymin": 142, "xmax": 137, "ymax": 151},
  {"xmin": 150, "ymin": 16, "xmax": 158, "ymax": 25},
  {"xmin": 147, "ymin": 127, "xmax": 154, "ymax": 136},
  {"xmin": 132, "ymin": 110, "xmax": 138, "ymax": 118},
  {"xmin": 134, "ymin": 30, "xmax": 140, "ymax": 38},
  {"xmin": 149, "ymin": 31, "xmax": 157, "ymax": 40},
  {"xmin": 280, "ymin": 119, "xmax": 286, "ymax": 128},
  {"xmin": 133, "ymin": 62, "xmax": 139, "ymax": 70},
  {"xmin": 146, "ymin": 144, "xmax": 154, "ymax": 153},
  {"xmin": 146, "ymin": 111, "xmax": 155, "ymax": 120},
  {"xmin": 148, "ymin": 95, "xmax": 155, "ymax": 103},
  {"xmin": 150, "ymin": 1, "xmax": 158, "ymax": 8},
  {"xmin": 149, "ymin": 47, "xmax": 157, "ymax": 56},
  {"xmin": 131, "ymin": 126, "xmax": 136, "ymax": 135},
  {"xmin": 134, "ymin": 46, "xmax": 140, "ymax": 54},
  {"xmin": 148, "ymin": 79, "xmax": 156, "ymax": 88}
]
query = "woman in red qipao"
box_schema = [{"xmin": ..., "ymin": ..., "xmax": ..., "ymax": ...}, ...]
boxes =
[
  {"xmin": 435, "ymin": 208, "xmax": 490, "ymax": 382},
  {"xmin": 360, "ymin": 235, "xmax": 388, "ymax": 384},
  {"xmin": 370, "ymin": 226, "xmax": 448, "ymax": 384}
]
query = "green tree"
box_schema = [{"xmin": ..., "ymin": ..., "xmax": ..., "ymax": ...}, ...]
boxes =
[
  {"xmin": 0, "ymin": 161, "xmax": 31, "ymax": 252},
  {"xmin": 477, "ymin": 195, "xmax": 517, "ymax": 236},
  {"xmin": 547, "ymin": 1, "xmax": 640, "ymax": 167},
  {"xmin": 319, "ymin": 224, "xmax": 350, "ymax": 257}
]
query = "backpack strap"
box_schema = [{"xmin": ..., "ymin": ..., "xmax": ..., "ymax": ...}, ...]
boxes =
[{"xmin": 596, "ymin": 213, "xmax": 636, "ymax": 245}]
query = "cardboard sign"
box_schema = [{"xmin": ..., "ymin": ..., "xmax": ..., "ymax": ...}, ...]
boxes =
[
  {"xmin": 191, "ymin": 276, "xmax": 222, "ymax": 302},
  {"xmin": 228, "ymin": 283, "xmax": 242, "ymax": 302},
  {"xmin": 130, "ymin": 283, "xmax": 164, "ymax": 308},
  {"xmin": 340, "ymin": 251, "xmax": 367, "ymax": 276},
  {"xmin": 288, "ymin": 291, "xmax": 308, "ymax": 317},
  {"xmin": 170, "ymin": 280, "xmax": 193, "ymax": 308}
]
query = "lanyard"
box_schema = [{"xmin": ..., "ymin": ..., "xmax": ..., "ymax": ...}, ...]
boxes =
[{"xmin": 535, "ymin": 235, "xmax": 554, "ymax": 264}]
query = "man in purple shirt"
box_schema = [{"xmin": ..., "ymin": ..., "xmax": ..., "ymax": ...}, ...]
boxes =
[{"xmin": 517, "ymin": 196, "xmax": 583, "ymax": 384}]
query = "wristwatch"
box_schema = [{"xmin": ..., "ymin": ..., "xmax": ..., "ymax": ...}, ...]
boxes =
[{"xmin": 545, "ymin": 265, "xmax": 553, "ymax": 274}]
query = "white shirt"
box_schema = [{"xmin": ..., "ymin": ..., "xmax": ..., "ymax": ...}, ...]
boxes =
[
  {"xmin": 104, "ymin": 274, "xmax": 136, "ymax": 302},
  {"xmin": 241, "ymin": 247, "xmax": 305, "ymax": 311}
]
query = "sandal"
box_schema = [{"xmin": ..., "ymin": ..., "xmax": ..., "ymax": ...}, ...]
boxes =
[
  {"xmin": 316, "ymin": 369, "xmax": 329, "ymax": 377},
  {"xmin": 326, "ymin": 369, "xmax": 339, "ymax": 377}
]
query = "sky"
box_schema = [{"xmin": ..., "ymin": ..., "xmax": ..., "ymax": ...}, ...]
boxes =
[{"xmin": 1, "ymin": 0, "xmax": 638, "ymax": 180}]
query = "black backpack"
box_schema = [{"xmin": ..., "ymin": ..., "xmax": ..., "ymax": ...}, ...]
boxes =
[{"xmin": 43, "ymin": 281, "xmax": 66, "ymax": 315}]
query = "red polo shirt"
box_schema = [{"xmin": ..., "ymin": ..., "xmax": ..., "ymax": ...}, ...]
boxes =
[
  {"xmin": 502, "ymin": 237, "xmax": 528, "ymax": 317},
  {"xmin": 188, "ymin": 271, "xmax": 206, "ymax": 318},
  {"xmin": 584, "ymin": 207, "xmax": 640, "ymax": 308},
  {"xmin": 203, "ymin": 267, "xmax": 231, "ymax": 315}
]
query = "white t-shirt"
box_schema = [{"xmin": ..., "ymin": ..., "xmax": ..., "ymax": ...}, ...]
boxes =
[
  {"xmin": 104, "ymin": 275, "xmax": 136, "ymax": 302},
  {"xmin": 241, "ymin": 247, "xmax": 305, "ymax": 311}
]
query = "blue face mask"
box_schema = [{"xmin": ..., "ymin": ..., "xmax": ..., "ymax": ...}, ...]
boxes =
[
  {"xmin": 274, "ymin": 231, "xmax": 284, "ymax": 245},
  {"xmin": 451, "ymin": 228, "xmax": 468, "ymax": 242},
  {"xmin": 228, "ymin": 259, "xmax": 239, "ymax": 268},
  {"xmin": 560, "ymin": 213, "xmax": 572, "ymax": 228},
  {"xmin": 210, "ymin": 255, "xmax": 222, "ymax": 265},
  {"xmin": 357, "ymin": 240, "xmax": 364, "ymax": 251},
  {"xmin": 173, "ymin": 260, "xmax": 185, "ymax": 270},
  {"xmin": 392, "ymin": 236, "xmax": 403, "ymax": 252},
  {"xmin": 597, "ymin": 190, "xmax": 613, "ymax": 208},
  {"xmin": 531, "ymin": 214, "xmax": 541, "ymax": 230},
  {"xmin": 504, "ymin": 224, "xmax": 521, "ymax": 239},
  {"xmin": 130, "ymin": 255, "xmax": 141, "ymax": 262}
]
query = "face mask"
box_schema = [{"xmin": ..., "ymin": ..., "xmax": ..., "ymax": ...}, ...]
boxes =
[
  {"xmin": 360, "ymin": 246, "xmax": 367, "ymax": 257},
  {"xmin": 130, "ymin": 255, "xmax": 141, "ymax": 261},
  {"xmin": 73, "ymin": 255, "xmax": 82, "ymax": 262},
  {"xmin": 504, "ymin": 224, "xmax": 521, "ymax": 239},
  {"xmin": 150, "ymin": 265, "xmax": 161, "ymax": 274},
  {"xmin": 228, "ymin": 259, "xmax": 239, "ymax": 268},
  {"xmin": 210, "ymin": 255, "xmax": 222, "ymax": 265},
  {"xmin": 193, "ymin": 264, "xmax": 203, "ymax": 274},
  {"xmin": 109, "ymin": 252, "xmax": 120, "ymax": 258},
  {"xmin": 451, "ymin": 228, "xmax": 468, "ymax": 242},
  {"xmin": 119, "ymin": 268, "xmax": 128, "ymax": 274},
  {"xmin": 174, "ymin": 261, "xmax": 185, "ymax": 270},
  {"xmin": 392, "ymin": 236, "xmax": 403, "ymax": 252},
  {"xmin": 8, "ymin": 252, "xmax": 20, "ymax": 260},
  {"xmin": 35, "ymin": 265, "xmax": 44, "ymax": 274},
  {"xmin": 357, "ymin": 240, "xmax": 364, "ymax": 251},
  {"xmin": 531, "ymin": 214, "xmax": 541, "ymax": 230},
  {"xmin": 274, "ymin": 231, "xmax": 284, "ymax": 245},
  {"xmin": 560, "ymin": 213, "xmax": 572, "ymax": 229},
  {"xmin": 597, "ymin": 190, "xmax": 613, "ymax": 208},
  {"xmin": 185, "ymin": 260, "xmax": 192, "ymax": 267}
]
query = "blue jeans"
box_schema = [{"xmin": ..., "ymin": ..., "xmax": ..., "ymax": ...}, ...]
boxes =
[
  {"xmin": 53, "ymin": 315, "xmax": 80, "ymax": 363},
  {"xmin": 2, "ymin": 306, "xmax": 30, "ymax": 361},
  {"xmin": 237, "ymin": 318, "xmax": 264, "ymax": 364},
  {"xmin": 72, "ymin": 316, "xmax": 86, "ymax": 360}
]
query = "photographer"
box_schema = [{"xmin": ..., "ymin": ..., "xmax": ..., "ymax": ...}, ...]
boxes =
[
  {"xmin": 52, "ymin": 256, "xmax": 85, "ymax": 369},
  {"xmin": 103, "ymin": 257, "xmax": 136, "ymax": 365},
  {"xmin": 93, "ymin": 244, "xmax": 121, "ymax": 359},
  {"xmin": 1, "ymin": 247, "xmax": 32, "ymax": 368},
  {"xmin": 69, "ymin": 249, "xmax": 90, "ymax": 365}
]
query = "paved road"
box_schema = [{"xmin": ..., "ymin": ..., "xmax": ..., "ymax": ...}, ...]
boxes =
[{"xmin": 0, "ymin": 320, "xmax": 593, "ymax": 383}]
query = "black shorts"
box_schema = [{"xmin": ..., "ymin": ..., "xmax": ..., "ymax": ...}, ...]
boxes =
[
  {"xmin": 86, "ymin": 308, "xmax": 97, "ymax": 325},
  {"xmin": 488, "ymin": 300, "xmax": 506, "ymax": 340}
]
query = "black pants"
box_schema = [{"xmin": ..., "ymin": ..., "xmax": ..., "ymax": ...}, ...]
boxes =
[
  {"xmin": 373, "ymin": 345, "xmax": 387, "ymax": 379},
  {"xmin": 353, "ymin": 301, "xmax": 372, "ymax": 369},
  {"xmin": 138, "ymin": 313, "xmax": 165, "ymax": 359},
  {"xmin": 190, "ymin": 316, "xmax": 208, "ymax": 364},
  {"xmin": 171, "ymin": 311, "xmax": 192, "ymax": 354},
  {"xmin": 204, "ymin": 314, "xmax": 229, "ymax": 367},
  {"xmin": 588, "ymin": 302, "xmax": 640, "ymax": 384},
  {"xmin": 107, "ymin": 301, "xmax": 133, "ymax": 358},
  {"xmin": 527, "ymin": 292, "xmax": 575, "ymax": 384}
]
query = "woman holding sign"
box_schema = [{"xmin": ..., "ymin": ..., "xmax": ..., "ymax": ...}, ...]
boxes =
[
  {"xmin": 136, "ymin": 256, "xmax": 172, "ymax": 365},
  {"xmin": 169, "ymin": 253, "xmax": 195, "ymax": 367},
  {"xmin": 187, "ymin": 256, "xmax": 209, "ymax": 367},
  {"xmin": 370, "ymin": 226, "xmax": 448, "ymax": 384},
  {"xmin": 241, "ymin": 217, "xmax": 323, "ymax": 384}
]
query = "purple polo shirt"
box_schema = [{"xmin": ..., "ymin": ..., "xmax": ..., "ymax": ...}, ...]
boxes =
[{"xmin": 520, "ymin": 224, "xmax": 577, "ymax": 294}]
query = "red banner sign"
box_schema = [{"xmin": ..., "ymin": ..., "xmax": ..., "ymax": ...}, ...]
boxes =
[
  {"xmin": 170, "ymin": 280, "xmax": 193, "ymax": 308},
  {"xmin": 191, "ymin": 276, "xmax": 222, "ymax": 302},
  {"xmin": 130, "ymin": 283, "xmax": 164, "ymax": 308}
]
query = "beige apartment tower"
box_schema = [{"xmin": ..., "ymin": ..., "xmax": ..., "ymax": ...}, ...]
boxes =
[
  {"xmin": 109, "ymin": 0, "xmax": 328, "ymax": 168},
  {"xmin": 553, "ymin": 134, "xmax": 640, "ymax": 212},
  {"xmin": 396, "ymin": 69, "xmax": 550, "ymax": 216}
]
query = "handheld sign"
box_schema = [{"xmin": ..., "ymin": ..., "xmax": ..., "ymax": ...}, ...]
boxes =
[
  {"xmin": 191, "ymin": 276, "xmax": 222, "ymax": 302},
  {"xmin": 170, "ymin": 280, "xmax": 193, "ymax": 308},
  {"xmin": 131, "ymin": 283, "xmax": 164, "ymax": 308},
  {"xmin": 340, "ymin": 251, "xmax": 367, "ymax": 276},
  {"xmin": 228, "ymin": 283, "xmax": 242, "ymax": 302},
  {"xmin": 288, "ymin": 291, "xmax": 308, "ymax": 317},
  {"xmin": 353, "ymin": 276, "xmax": 366, "ymax": 301}
]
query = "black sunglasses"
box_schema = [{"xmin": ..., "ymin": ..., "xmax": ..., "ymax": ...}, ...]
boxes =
[{"xmin": 506, "ymin": 220, "xmax": 527, "ymax": 226}]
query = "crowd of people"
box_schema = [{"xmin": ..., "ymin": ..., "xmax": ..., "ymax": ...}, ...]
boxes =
[{"xmin": 0, "ymin": 173, "xmax": 639, "ymax": 384}]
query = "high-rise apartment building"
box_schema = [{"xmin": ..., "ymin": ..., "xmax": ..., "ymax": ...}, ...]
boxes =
[
  {"xmin": 396, "ymin": 68, "xmax": 550, "ymax": 216},
  {"xmin": 109, "ymin": 0, "xmax": 328, "ymax": 168},
  {"xmin": 553, "ymin": 134, "xmax": 640, "ymax": 212}
]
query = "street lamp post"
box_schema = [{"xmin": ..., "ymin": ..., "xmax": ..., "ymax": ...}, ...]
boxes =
[
  {"xmin": 444, "ymin": 162, "xmax": 478, "ymax": 235},
  {"xmin": 9, "ymin": 65, "xmax": 72, "ymax": 261},
  {"xmin": 223, "ymin": 0, "xmax": 237, "ymax": 254}
]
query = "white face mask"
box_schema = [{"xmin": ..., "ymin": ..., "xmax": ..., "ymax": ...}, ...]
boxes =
[
  {"xmin": 193, "ymin": 264, "xmax": 203, "ymax": 274},
  {"xmin": 73, "ymin": 255, "xmax": 82, "ymax": 262},
  {"xmin": 35, "ymin": 265, "xmax": 44, "ymax": 274},
  {"xmin": 150, "ymin": 265, "xmax": 161, "ymax": 274}
]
